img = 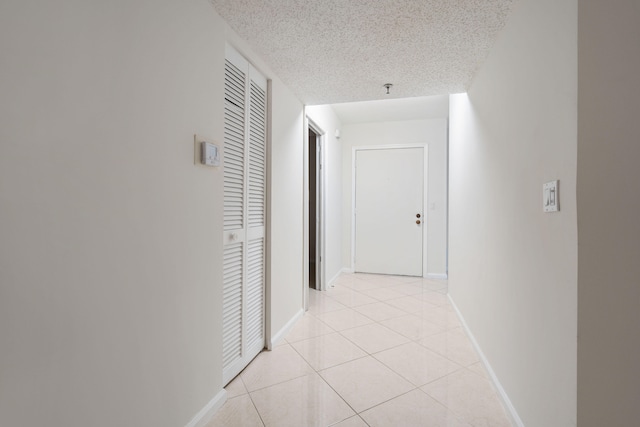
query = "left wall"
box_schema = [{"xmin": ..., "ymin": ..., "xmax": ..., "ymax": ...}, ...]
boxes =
[{"xmin": 0, "ymin": 1, "xmax": 305, "ymax": 426}]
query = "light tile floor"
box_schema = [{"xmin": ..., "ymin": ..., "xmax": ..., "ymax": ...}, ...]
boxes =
[{"xmin": 207, "ymin": 273, "xmax": 512, "ymax": 427}]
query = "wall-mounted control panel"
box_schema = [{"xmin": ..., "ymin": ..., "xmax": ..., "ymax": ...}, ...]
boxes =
[
  {"xmin": 201, "ymin": 141, "xmax": 220, "ymax": 166},
  {"xmin": 543, "ymin": 180, "xmax": 559, "ymax": 212},
  {"xmin": 194, "ymin": 135, "xmax": 220, "ymax": 167}
]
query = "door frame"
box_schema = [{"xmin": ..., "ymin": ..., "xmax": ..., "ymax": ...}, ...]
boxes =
[
  {"xmin": 351, "ymin": 144, "xmax": 429, "ymax": 277},
  {"xmin": 303, "ymin": 116, "xmax": 327, "ymax": 309}
]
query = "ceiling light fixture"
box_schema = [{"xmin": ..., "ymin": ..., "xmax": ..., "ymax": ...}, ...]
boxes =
[{"xmin": 383, "ymin": 83, "xmax": 393, "ymax": 95}]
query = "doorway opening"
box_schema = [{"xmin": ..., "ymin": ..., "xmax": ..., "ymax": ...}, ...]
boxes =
[{"xmin": 308, "ymin": 127, "xmax": 321, "ymax": 290}]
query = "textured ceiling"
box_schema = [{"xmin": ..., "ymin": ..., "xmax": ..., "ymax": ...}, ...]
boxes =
[{"xmin": 210, "ymin": 0, "xmax": 515, "ymax": 105}]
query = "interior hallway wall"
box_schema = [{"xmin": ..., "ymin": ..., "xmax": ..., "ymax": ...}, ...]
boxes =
[
  {"xmin": 0, "ymin": 1, "xmax": 305, "ymax": 426},
  {"xmin": 577, "ymin": 1, "xmax": 640, "ymax": 424},
  {"xmin": 448, "ymin": 0, "xmax": 577, "ymax": 425},
  {"xmin": 305, "ymin": 105, "xmax": 343, "ymax": 286},
  {"xmin": 340, "ymin": 119, "xmax": 449, "ymax": 277}
]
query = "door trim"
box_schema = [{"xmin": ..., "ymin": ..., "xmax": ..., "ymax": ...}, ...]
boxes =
[
  {"xmin": 351, "ymin": 144, "xmax": 429, "ymax": 277},
  {"xmin": 303, "ymin": 114, "xmax": 327, "ymax": 310}
]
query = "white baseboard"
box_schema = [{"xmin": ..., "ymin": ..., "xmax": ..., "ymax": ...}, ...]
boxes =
[
  {"xmin": 268, "ymin": 308, "xmax": 303, "ymax": 349},
  {"xmin": 185, "ymin": 389, "xmax": 227, "ymax": 427},
  {"xmin": 341, "ymin": 267, "xmax": 354, "ymax": 274},
  {"xmin": 425, "ymin": 273, "xmax": 448, "ymax": 280},
  {"xmin": 448, "ymin": 295, "xmax": 524, "ymax": 427}
]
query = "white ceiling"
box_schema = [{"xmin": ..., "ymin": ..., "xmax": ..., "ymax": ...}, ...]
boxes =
[{"xmin": 210, "ymin": 0, "xmax": 515, "ymax": 105}]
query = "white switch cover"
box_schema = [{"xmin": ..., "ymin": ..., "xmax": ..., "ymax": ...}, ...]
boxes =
[{"xmin": 543, "ymin": 180, "xmax": 559, "ymax": 212}]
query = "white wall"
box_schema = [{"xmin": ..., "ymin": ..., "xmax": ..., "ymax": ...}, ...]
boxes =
[
  {"xmin": 305, "ymin": 105, "xmax": 343, "ymax": 285},
  {"xmin": 340, "ymin": 119, "xmax": 448, "ymax": 277},
  {"xmin": 448, "ymin": 0, "xmax": 577, "ymax": 425},
  {"xmin": 266, "ymin": 79, "xmax": 305, "ymax": 337},
  {"xmin": 577, "ymin": 1, "xmax": 640, "ymax": 424},
  {"xmin": 0, "ymin": 1, "xmax": 305, "ymax": 426}
]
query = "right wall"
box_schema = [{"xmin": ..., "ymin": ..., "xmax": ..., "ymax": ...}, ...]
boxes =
[
  {"xmin": 577, "ymin": 1, "xmax": 640, "ymax": 425},
  {"xmin": 449, "ymin": 0, "xmax": 578, "ymax": 424}
]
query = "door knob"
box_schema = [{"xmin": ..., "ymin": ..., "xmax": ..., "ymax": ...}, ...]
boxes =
[
  {"xmin": 416, "ymin": 220, "xmax": 421, "ymax": 225},
  {"xmin": 416, "ymin": 213, "xmax": 421, "ymax": 218}
]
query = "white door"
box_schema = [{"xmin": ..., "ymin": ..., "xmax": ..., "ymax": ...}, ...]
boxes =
[
  {"xmin": 354, "ymin": 147, "xmax": 424, "ymax": 276},
  {"xmin": 222, "ymin": 46, "xmax": 267, "ymax": 385}
]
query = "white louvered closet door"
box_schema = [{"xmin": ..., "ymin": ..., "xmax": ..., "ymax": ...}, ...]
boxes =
[{"xmin": 222, "ymin": 46, "xmax": 267, "ymax": 385}]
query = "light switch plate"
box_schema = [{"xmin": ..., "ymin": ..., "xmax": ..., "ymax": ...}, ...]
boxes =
[{"xmin": 543, "ymin": 180, "xmax": 559, "ymax": 212}]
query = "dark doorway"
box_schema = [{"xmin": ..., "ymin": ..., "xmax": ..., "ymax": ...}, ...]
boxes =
[{"xmin": 308, "ymin": 127, "xmax": 319, "ymax": 290}]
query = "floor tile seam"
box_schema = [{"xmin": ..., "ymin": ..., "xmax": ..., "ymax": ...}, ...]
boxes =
[
  {"xmin": 314, "ymin": 368, "xmax": 364, "ymax": 421},
  {"xmin": 289, "ymin": 332, "xmax": 371, "ymax": 373},
  {"xmin": 314, "ymin": 306, "xmax": 376, "ymax": 320},
  {"xmin": 354, "ymin": 385, "xmax": 423, "ymax": 416},
  {"xmin": 408, "ymin": 387, "xmax": 473, "ymax": 425},
  {"xmin": 243, "ymin": 365, "xmax": 316, "ymax": 394},
  {"xmin": 332, "ymin": 329, "xmax": 379, "ymax": 356},
  {"xmin": 317, "ymin": 318, "xmax": 376, "ymax": 333},
  {"xmin": 415, "ymin": 336, "xmax": 483, "ymax": 366},
  {"xmin": 312, "ymin": 352, "xmax": 371, "ymax": 373},
  {"xmin": 244, "ymin": 391, "xmax": 268, "ymax": 427},
  {"xmin": 336, "ymin": 323, "xmax": 411, "ymax": 354},
  {"xmin": 414, "ymin": 335, "xmax": 465, "ymax": 358},
  {"xmin": 419, "ymin": 384, "xmax": 482, "ymax": 426},
  {"xmin": 369, "ymin": 348, "xmax": 466, "ymax": 388},
  {"xmin": 327, "ymin": 414, "xmax": 371, "ymax": 427}
]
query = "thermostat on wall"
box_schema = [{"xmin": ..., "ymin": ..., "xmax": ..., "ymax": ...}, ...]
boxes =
[{"xmin": 201, "ymin": 141, "xmax": 220, "ymax": 167}]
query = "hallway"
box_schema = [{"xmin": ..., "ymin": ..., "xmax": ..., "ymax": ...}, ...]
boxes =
[{"xmin": 208, "ymin": 274, "xmax": 511, "ymax": 426}]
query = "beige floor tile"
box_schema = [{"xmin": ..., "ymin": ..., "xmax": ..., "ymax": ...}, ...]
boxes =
[
  {"xmin": 250, "ymin": 373, "xmax": 354, "ymax": 427},
  {"xmin": 385, "ymin": 296, "xmax": 437, "ymax": 314},
  {"xmin": 324, "ymin": 286, "xmax": 356, "ymax": 298},
  {"xmin": 415, "ymin": 306, "xmax": 462, "ymax": 330},
  {"xmin": 341, "ymin": 278, "xmax": 389, "ymax": 292},
  {"xmin": 284, "ymin": 314, "xmax": 335, "ymax": 343},
  {"xmin": 224, "ymin": 375, "xmax": 248, "ymax": 398},
  {"xmin": 307, "ymin": 296, "xmax": 349, "ymax": 315},
  {"xmin": 359, "ymin": 287, "xmax": 407, "ymax": 301},
  {"xmin": 290, "ymin": 332, "xmax": 367, "ymax": 371},
  {"xmin": 360, "ymin": 389, "xmax": 471, "ymax": 427},
  {"xmin": 240, "ymin": 344, "xmax": 315, "ymax": 392},
  {"xmin": 467, "ymin": 362, "xmax": 490, "ymax": 379},
  {"xmin": 340, "ymin": 323, "xmax": 410, "ymax": 354},
  {"xmin": 205, "ymin": 395, "xmax": 263, "ymax": 427},
  {"xmin": 353, "ymin": 301, "xmax": 408, "ymax": 322},
  {"xmin": 411, "ymin": 290, "xmax": 451, "ymax": 306},
  {"xmin": 374, "ymin": 342, "xmax": 462, "ymax": 386},
  {"xmin": 380, "ymin": 313, "xmax": 444, "ymax": 340},
  {"xmin": 422, "ymin": 369, "xmax": 511, "ymax": 427},
  {"xmin": 330, "ymin": 415, "xmax": 369, "ymax": 427},
  {"xmin": 331, "ymin": 274, "xmax": 360, "ymax": 286},
  {"xmin": 315, "ymin": 308, "xmax": 375, "ymax": 331},
  {"xmin": 418, "ymin": 328, "xmax": 480, "ymax": 367},
  {"xmin": 319, "ymin": 356, "xmax": 414, "ymax": 413},
  {"xmin": 420, "ymin": 280, "xmax": 448, "ymax": 292},
  {"xmin": 389, "ymin": 283, "xmax": 425, "ymax": 296},
  {"xmin": 326, "ymin": 291, "xmax": 379, "ymax": 307}
]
